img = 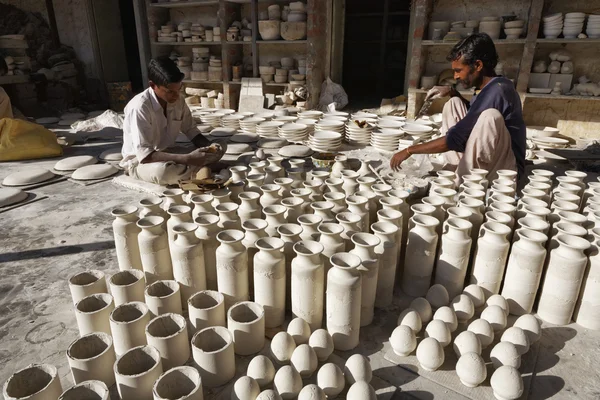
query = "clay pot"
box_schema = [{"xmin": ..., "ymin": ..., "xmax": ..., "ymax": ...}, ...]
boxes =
[
  {"xmin": 66, "ymin": 332, "xmax": 116, "ymax": 386},
  {"xmin": 260, "ymin": 184, "xmax": 283, "ymax": 210},
  {"xmin": 341, "ymin": 170, "xmax": 360, "ymax": 197},
  {"xmin": 318, "ymin": 223, "xmax": 345, "ymax": 274},
  {"xmin": 371, "ymin": 221, "xmax": 399, "ymax": 308},
  {"xmin": 230, "ymin": 166, "xmax": 248, "ymax": 183},
  {"xmin": 192, "ymin": 326, "xmax": 235, "ymax": 387},
  {"xmin": 228, "ymin": 301, "xmax": 265, "ymax": 355},
  {"xmin": 162, "ymin": 189, "xmax": 185, "ymax": 210},
  {"xmin": 357, "ymin": 176, "xmax": 376, "ymax": 193},
  {"xmin": 188, "ymin": 290, "xmax": 225, "ymax": 333},
  {"xmin": 292, "ymin": 240, "xmax": 325, "ymax": 330},
  {"xmin": 537, "ymin": 234, "xmax": 590, "ymax": 325},
  {"xmin": 190, "ymin": 194, "xmax": 215, "ymax": 219},
  {"xmin": 112, "ymin": 205, "xmax": 142, "ymax": 271},
  {"xmin": 298, "ymin": 214, "xmax": 322, "ymax": 241},
  {"xmin": 402, "ymin": 215, "xmax": 439, "ymax": 297},
  {"xmin": 254, "ymin": 237, "xmax": 286, "ymax": 328},
  {"xmin": 3, "ymin": 364, "xmax": 63, "ymax": 400},
  {"xmin": 75, "ymin": 293, "xmax": 115, "ymax": 336},
  {"xmin": 170, "ymin": 223, "xmax": 206, "ymax": 307},
  {"xmin": 265, "ymin": 166, "xmax": 283, "ymax": 185},
  {"xmin": 330, "ymin": 155, "xmax": 348, "ymax": 179},
  {"xmin": 138, "ymin": 196, "xmax": 167, "ymax": 219},
  {"xmin": 259, "ymin": 20, "xmax": 281, "ymax": 40},
  {"xmin": 470, "ymin": 222, "xmax": 512, "ymax": 297},
  {"xmin": 195, "ymin": 214, "xmax": 220, "ymax": 290},
  {"xmin": 434, "ymin": 218, "xmax": 473, "ymax": 299},
  {"xmin": 152, "ymin": 366, "xmax": 203, "ymax": 400},
  {"xmin": 422, "ymin": 196, "xmax": 445, "ymax": 238},
  {"xmin": 58, "ymin": 381, "xmax": 108, "ymax": 400},
  {"xmin": 216, "ymin": 230, "xmax": 249, "ymax": 309},
  {"xmin": 349, "ymin": 233, "xmax": 381, "ymax": 326},
  {"xmin": 109, "ymin": 269, "xmax": 145, "ymax": 306},
  {"xmin": 287, "ymin": 168, "xmax": 305, "ymax": 189},
  {"xmin": 145, "ymin": 313, "xmax": 190, "ymax": 369},
  {"xmin": 137, "ymin": 216, "xmax": 173, "ymax": 284},
  {"xmin": 325, "ymin": 177, "xmax": 344, "ymax": 193},
  {"xmin": 304, "ymin": 179, "xmax": 324, "ymax": 202},
  {"xmin": 215, "ymin": 202, "xmax": 241, "ymax": 230},
  {"xmin": 281, "ymin": 197, "xmax": 304, "ymax": 222},
  {"xmin": 114, "ymin": 345, "xmax": 163, "ymax": 400},
  {"xmin": 346, "ymin": 195, "xmax": 369, "ymax": 232},
  {"xmin": 166, "ymin": 205, "xmax": 193, "ymax": 244},
  {"xmin": 355, "ymin": 190, "xmax": 378, "ymax": 233},
  {"xmin": 144, "ymin": 280, "xmax": 182, "ymax": 317},
  {"xmin": 311, "ymin": 201, "xmax": 336, "ymax": 222},
  {"xmin": 316, "ymin": 363, "xmax": 345, "ymax": 397},
  {"xmin": 109, "ymin": 301, "xmax": 151, "ymax": 356},
  {"xmin": 336, "ymin": 212, "xmax": 362, "ymax": 251},
  {"xmin": 264, "ymin": 205, "xmax": 287, "ymax": 237},
  {"xmin": 69, "ymin": 270, "xmax": 107, "ymax": 305},
  {"xmin": 575, "ymin": 229, "xmax": 600, "ymax": 329},
  {"xmin": 277, "ymin": 223, "xmax": 303, "ymax": 312}
]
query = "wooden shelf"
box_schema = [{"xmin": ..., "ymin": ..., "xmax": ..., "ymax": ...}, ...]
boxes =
[
  {"xmin": 346, "ymin": 11, "xmax": 410, "ymax": 17},
  {"xmin": 0, "ymin": 75, "xmax": 30, "ymax": 85},
  {"xmin": 256, "ymin": 40, "xmax": 308, "ymax": 44},
  {"xmin": 536, "ymin": 38, "xmax": 600, "ymax": 44},
  {"xmin": 182, "ymin": 80, "xmax": 224, "ymax": 84},
  {"xmin": 152, "ymin": 41, "xmax": 222, "ymax": 46},
  {"xmin": 149, "ymin": 1, "xmax": 219, "ymax": 8},
  {"xmin": 524, "ymin": 93, "xmax": 600, "ymax": 101},
  {"xmin": 421, "ymin": 39, "xmax": 526, "ymax": 46},
  {"xmin": 410, "ymin": 88, "xmax": 475, "ymax": 96},
  {"xmin": 224, "ymin": 41, "xmax": 252, "ymax": 45},
  {"xmin": 265, "ymin": 82, "xmax": 290, "ymax": 87}
]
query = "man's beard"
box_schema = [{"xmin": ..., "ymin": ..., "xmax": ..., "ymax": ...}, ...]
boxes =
[{"xmin": 457, "ymin": 69, "xmax": 484, "ymax": 89}]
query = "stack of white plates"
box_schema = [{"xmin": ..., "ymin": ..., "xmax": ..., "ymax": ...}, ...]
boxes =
[
  {"xmin": 543, "ymin": 13, "xmax": 563, "ymax": 38},
  {"xmin": 401, "ymin": 123, "xmax": 435, "ymax": 140},
  {"xmin": 297, "ymin": 110, "xmax": 324, "ymax": 120},
  {"xmin": 255, "ymin": 112, "xmax": 275, "ymax": 120},
  {"xmin": 201, "ymin": 112, "xmax": 226, "ymax": 128},
  {"xmin": 345, "ymin": 120, "xmax": 373, "ymax": 146},
  {"xmin": 278, "ymin": 123, "xmax": 309, "ymax": 143},
  {"xmin": 324, "ymin": 111, "xmax": 349, "ymax": 118},
  {"xmin": 399, "ymin": 135, "xmax": 422, "ymax": 150},
  {"xmin": 220, "ymin": 109, "xmax": 237, "ymax": 115},
  {"xmin": 273, "ymin": 116, "xmax": 298, "ymax": 123},
  {"xmin": 257, "ymin": 121, "xmax": 284, "ymax": 138},
  {"xmin": 315, "ymin": 119, "xmax": 344, "ymax": 134},
  {"xmin": 371, "ymin": 129, "xmax": 403, "ymax": 152},
  {"xmin": 587, "ymin": 14, "xmax": 600, "ymax": 38},
  {"xmin": 377, "ymin": 119, "xmax": 405, "ymax": 130},
  {"xmin": 238, "ymin": 112, "xmax": 255, "ymax": 117},
  {"xmin": 239, "ymin": 117, "xmax": 266, "ymax": 133},
  {"xmin": 563, "ymin": 12, "xmax": 585, "ymax": 38},
  {"xmin": 309, "ymin": 130, "xmax": 342, "ymax": 152},
  {"xmin": 221, "ymin": 114, "xmax": 245, "ymax": 129},
  {"xmin": 296, "ymin": 119, "xmax": 317, "ymax": 135},
  {"xmin": 352, "ymin": 112, "xmax": 378, "ymax": 120},
  {"xmin": 379, "ymin": 115, "xmax": 406, "ymax": 122},
  {"xmin": 531, "ymin": 137, "xmax": 569, "ymax": 149},
  {"xmin": 321, "ymin": 115, "xmax": 348, "ymax": 123}
]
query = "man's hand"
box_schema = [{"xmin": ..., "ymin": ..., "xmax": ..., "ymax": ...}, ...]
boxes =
[
  {"xmin": 425, "ymin": 85, "xmax": 453, "ymax": 101},
  {"xmin": 185, "ymin": 149, "xmax": 221, "ymax": 167},
  {"xmin": 390, "ymin": 149, "xmax": 411, "ymax": 170}
]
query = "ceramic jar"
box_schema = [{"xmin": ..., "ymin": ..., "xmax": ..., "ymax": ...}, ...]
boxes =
[
  {"xmin": 238, "ymin": 192, "xmax": 261, "ymax": 224},
  {"xmin": 138, "ymin": 196, "xmax": 167, "ymax": 219},
  {"xmin": 287, "ymin": 168, "xmax": 305, "ymax": 189},
  {"xmin": 3, "ymin": 364, "xmax": 63, "ymax": 400},
  {"xmin": 357, "ymin": 159, "xmax": 374, "ymax": 177},
  {"xmin": 431, "ymin": 187, "xmax": 458, "ymax": 210},
  {"xmin": 372, "ymin": 221, "xmax": 399, "ymax": 308},
  {"xmin": 191, "ymin": 326, "xmax": 235, "ymax": 388},
  {"xmin": 298, "ymin": 214, "xmax": 322, "ymax": 241},
  {"xmin": 336, "ymin": 212, "xmax": 362, "ymax": 251},
  {"xmin": 109, "ymin": 302, "xmax": 152, "ymax": 356},
  {"xmin": 260, "ymin": 184, "xmax": 282, "ymax": 210},
  {"xmin": 346, "ymin": 194, "xmax": 369, "ymax": 232},
  {"xmin": 215, "ymin": 202, "xmax": 241, "ymax": 230},
  {"xmin": 194, "ymin": 214, "xmax": 220, "ymax": 290},
  {"xmin": 350, "ymin": 233, "xmax": 381, "ymax": 326},
  {"xmin": 75, "ymin": 293, "xmax": 115, "ymax": 336},
  {"xmin": 389, "ymin": 188, "xmax": 411, "ymax": 245},
  {"xmin": 291, "ymin": 240, "xmax": 325, "ymax": 331},
  {"xmin": 574, "ymin": 229, "xmax": 600, "ymax": 329},
  {"xmin": 69, "ymin": 270, "xmax": 107, "ymax": 305},
  {"xmin": 325, "ymin": 177, "xmax": 344, "ymax": 193},
  {"xmin": 113, "ymin": 345, "xmax": 164, "ymax": 400},
  {"xmin": 326, "ymin": 252, "xmax": 362, "ymax": 350},
  {"xmin": 330, "ymin": 155, "xmax": 348, "ymax": 179},
  {"xmin": 216, "ymin": 230, "xmax": 249, "ymax": 309},
  {"xmin": 188, "ymin": 290, "xmax": 226, "ymax": 333},
  {"xmin": 109, "ymin": 269, "xmax": 145, "ymax": 306},
  {"xmin": 281, "ymin": 197, "xmax": 304, "ymax": 222},
  {"xmin": 422, "ymin": 196, "xmax": 445, "ymax": 238},
  {"xmin": 166, "ymin": 205, "xmax": 193, "ymax": 244},
  {"xmin": 275, "ymin": 177, "xmax": 294, "ymax": 198},
  {"xmin": 228, "ymin": 301, "xmax": 265, "ymax": 355},
  {"xmin": 264, "ymin": 166, "xmax": 282, "ymax": 185},
  {"xmin": 341, "ymin": 170, "xmax": 360, "ymax": 197},
  {"xmin": 152, "ymin": 366, "xmax": 203, "ymax": 400},
  {"xmin": 311, "ymin": 201, "xmax": 336, "ymax": 222},
  {"xmin": 230, "ymin": 166, "xmax": 248, "ymax": 183},
  {"xmin": 355, "ymin": 190, "xmax": 378, "ymax": 232},
  {"xmin": 191, "ymin": 194, "xmax": 215, "ymax": 219},
  {"xmin": 144, "ymin": 280, "xmax": 182, "ymax": 316},
  {"xmin": 254, "ymin": 237, "xmax": 286, "ymax": 328},
  {"xmin": 242, "ymin": 219, "xmax": 269, "ymax": 293},
  {"xmin": 249, "ymin": 161, "xmax": 268, "ymax": 175},
  {"xmin": 247, "ymin": 174, "xmax": 266, "ymax": 194},
  {"xmin": 291, "ymin": 188, "xmax": 312, "ymax": 212},
  {"xmin": 434, "ymin": 218, "xmax": 473, "ymax": 299},
  {"xmin": 402, "ymin": 215, "xmax": 439, "ymax": 297},
  {"xmin": 162, "ymin": 189, "xmax": 186, "ymax": 211},
  {"xmin": 264, "ymin": 205, "xmax": 287, "ymax": 237},
  {"xmin": 66, "ymin": 332, "xmax": 116, "ymax": 386},
  {"xmin": 170, "ymin": 223, "xmax": 206, "ymax": 307},
  {"xmin": 304, "ymin": 179, "xmax": 324, "ymax": 202},
  {"xmin": 357, "ymin": 176, "xmax": 376, "ymax": 193},
  {"xmin": 145, "ymin": 313, "xmax": 190, "ymax": 370},
  {"xmin": 137, "ymin": 216, "xmax": 173, "ymax": 284},
  {"xmin": 319, "ymin": 223, "xmax": 345, "ymax": 274},
  {"xmin": 112, "ymin": 206, "xmax": 142, "ymax": 271},
  {"xmin": 380, "ymin": 196, "xmax": 403, "ymax": 211},
  {"xmin": 470, "ymin": 222, "xmax": 512, "ymax": 297},
  {"xmin": 278, "ymin": 223, "xmax": 303, "ymax": 311},
  {"xmin": 458, "ymin": 198, "xmax": 484, "ymax": 249},
  {"xmin": 501, "ymin": 229, "xmax": 548, "ymax": 315},
  {"xmin": 372, "ymin": 184, "xmax": 392, "ymax": 208}
]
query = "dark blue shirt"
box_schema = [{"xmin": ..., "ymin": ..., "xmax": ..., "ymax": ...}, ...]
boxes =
[{"xmin": 445, "ymin": 76, "xmax": 526, "ymax": 178}]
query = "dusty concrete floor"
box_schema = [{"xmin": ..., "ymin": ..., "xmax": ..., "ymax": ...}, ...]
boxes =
[{"xmin": 1, "ymin": 139, "xmax": 600, "ymax": 399}]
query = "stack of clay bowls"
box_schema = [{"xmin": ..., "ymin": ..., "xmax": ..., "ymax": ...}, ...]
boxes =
[
  {"xmin": 274, "ymin": 68, "xmax": 288, "ymax": 84},
  {"xmin": 377, "ymin": 118, "xmax": 404, "ymax": 131},
  {"xmin": 208, "ymin": 57, "xmax": 222, "ymax": 81},
  {"xmin": 371, "ymin": 129, "xmax": 403, "ymax": 152},
  {"xmin": 479, "ymin": 17, "xmax": 502, "ymax": 39},
  {"xmin": 401, "ymin": 123, "xmax": 435, "ymax": 141},
  {"xmin": 240, "ymin": 117, "xmax": 266, "ymax": 134},
  {"xmin": 297, "ymin": 110, "xmax": 323, "ymax": 120},
  {"xmin": 315, "ymin": 119, "xmax": 344, "ymax": 135},
  {"xmin": 587, "ymin": 15, "xmax": 600, "ymax": 38},
  {"xmin": 345, "ymin": 120, "xmax": 374, "ymax": 146},
  {"xmin": 531, "ymin": 136, "xmax": 569, "ymax": 149},
  {"xmin": 543, "ymin": 13, "xmax": 563, "ymax": 38},
  {"xmin": 563, "ymin": 12, "xmax": 585, "ymax": 38},
  {"xmin": 352, "ymin": 111, "xmax": 378, "ymax": 120},
  {"xmin": 201, "ymin": 112, "xmax": 226, "ymax": 128},
  {"xmin": 282, "ymin": 2, "xmax": 307, "ymax": 40},
  {"xmin": 428, "ymin": 21, "xmax": 451, "ymax": 40},
  {"xmin": 295, "ymin": 119, "xmax": 317, "ymax": 135},
  {"xmin": 504, "ymin": 19, "xmax": 526, "ymax": 39},
  {"xmin": 259, "ymin": 66, "xmax": 276, "ymax": 83},
  {"xmin": 308, "ymin": 130, "xmax": 342, "ymax": 153},
  {"xmin": 278, "ymin": 123, "xmax": 308, "ymax": 143},
  {"xmin": 257, "ymin": 121, "xmax": 284, "ymax": 138},
  {"xmin": 221, "ymin": 114, "xmax": 245, "ymax": 130}
]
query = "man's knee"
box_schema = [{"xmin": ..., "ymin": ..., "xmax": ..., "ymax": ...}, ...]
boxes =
[
  {"xmin": 443, "ymin": 97, "xmax": 464, "ymax": 111},
  {"xmin": 478, "ymin": 108, "xmax": 503, "ymax": 122}
]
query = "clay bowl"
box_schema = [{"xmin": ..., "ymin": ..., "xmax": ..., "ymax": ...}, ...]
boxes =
[
  {"xmin": 281, "ymin": 22, "xmax": 307, "ymax": 41},
  {"xmin": 259, "ymin": 20, "xmax": 281, "ymax": 40},
  {"xmin": 505, "ymin": 20, "xmax": 525, "ymax": 28}
]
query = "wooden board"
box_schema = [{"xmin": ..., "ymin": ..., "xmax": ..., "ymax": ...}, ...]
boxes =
[
  {"xmin": 545, "ymin": 148, "xmax": 600, "ymax": 161},
  {"xmin": 0, "ymin": 38, "xmax": 28, "ymax": 49},
  {"xmin": 0, "ymin": 75, "xmax": 30, "ymax": 85}
]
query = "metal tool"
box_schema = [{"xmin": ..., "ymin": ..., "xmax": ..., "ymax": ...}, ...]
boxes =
[{"xmin": 416, "ymin": 84, "xmax": 457, "ymax": 119}]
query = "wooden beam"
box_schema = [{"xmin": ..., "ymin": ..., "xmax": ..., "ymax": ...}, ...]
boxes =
[
  {"xmin": 516, "ymin": 0, "xmax": 544, "ymax": 94},
  {"xmin": 307, "ymin": 0, "xmax": 332, "ymax": 109},
  {"xmin": 406, "ymin": 0, "xmax": 432, "ymax": 118}
]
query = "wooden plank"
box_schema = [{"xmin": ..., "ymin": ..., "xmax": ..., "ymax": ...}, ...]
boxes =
[
  {"xmin": 133, "ymin": 0, "xmax": 152, "ymax": 85},
  {"xmin": 405, "ymin": 0, "xmax": 432, "ymax": 118},
  {"xmin": 251, "ymin": 0, "xmax": 258, "ymax": 78},
  {"xmin": 516, "ymin": 0, "xmax": 544, "ymax": 94},
  {"xmin": 545, "ymin": 149, "xmax": 600, "ymax": 161},
  {"xmin": 0, "ymin": 75, "xmax": 31, "ymax": 85},
  {"xmin": 0, "ymin": 39, "xmax": 28, "ymax": 49},
  {"xmin": 148, "ymin": 0, "xmax": 219, "ymax": 7},
  {"xmin": 421, "ymin": 39, "xmax": 526, "ymax": 46}
]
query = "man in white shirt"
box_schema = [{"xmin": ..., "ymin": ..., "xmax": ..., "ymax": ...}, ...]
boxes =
[{"xmin": 120, "ymin": 56, "xmax": 225, "ymax": 185}]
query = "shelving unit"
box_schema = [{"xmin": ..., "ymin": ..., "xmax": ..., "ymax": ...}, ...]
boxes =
[
  {"xmin": 407, "ymin": 0, "xmax": 600, "ymax": 138},
  {"xmin": 142, "ymin": 0, "xmax": 317, "ymax": 110}
]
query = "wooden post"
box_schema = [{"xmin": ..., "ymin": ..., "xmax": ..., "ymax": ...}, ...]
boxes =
[
  {"xmin": 516, "ymin": 0, "xmax": 544, "ymax": 94},
  {"xmin": 406, "ymin": 0, "xmax": 432, "ymax": 117},
  {"xmin": 307, "ymin": 0, "xmax": 332, "ymax": 109}
]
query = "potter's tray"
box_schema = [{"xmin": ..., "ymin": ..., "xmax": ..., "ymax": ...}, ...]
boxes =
[{"xmin": 546, "ymin": 148, "xmax": 600, "ymax": 160}]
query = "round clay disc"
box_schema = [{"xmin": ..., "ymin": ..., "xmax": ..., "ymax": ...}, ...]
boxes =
[
  {"xmin": 88, "ymin": 110, "xmax": 106, "ymax": 118},
  {"xmin": 196, "ymin": 125, "xmax": 212, "ymax": 133},
  {"xmin": 2, "ymin": 168, "xmax": 55, "ymax": 186},
  {"xmin": 278, "ymin": 144, "xmax": 313, "ymax": 158},
  {"xmin": 0, "ymin": 188, "xmax": 28, "ymax": 207},
  {"xmin": 71, "ymin": 164, "xmax": 118, "ymax": 180},
  {"xmin": 58, "ymin": 118, "xmax": 80, "ymax": 127},
  {"xmin": 230, "ymin": 133, "xmax": 259, "ymax": 143},
  {"xmin": 210, "ymin": 127, "xmax": 237, "ymax": 137},
  {"xmin": 99, "ymin": 148, "xmax": 123, "ymax": 161},
  {"xmin": 61, "ymin": 112, "xmax": 86, "ymax": 120},
  {"xmin": 54, "ymin": 155, "xmax": 98, "ymax": 171},
  {"xmin": 35, "ymin": 117, "xmax": 60, "ymax": 125},
  {"xmin": 226, "ymin": 143, "xmax": 253, "ymax": 155},
  {"xmin": 258, "ymin": 137, "xmax": 288, "ymax": 149}
]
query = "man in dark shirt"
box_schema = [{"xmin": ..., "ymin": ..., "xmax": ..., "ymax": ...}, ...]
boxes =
[{"xmin": 390, "ymin": 33, "xmax": 526, "ymax": 183}]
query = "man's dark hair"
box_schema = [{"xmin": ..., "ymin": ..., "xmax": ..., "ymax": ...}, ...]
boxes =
[
  {"xmin": 148, "ymin": 56, "xmax": 184, "ymax": 86},
  {"xmin": 447, "ymin": 33, "xmax": 498, "ymax": 76},
  {"xmin": 0, "ymin": 56, "xmax": 7, "ymax": 76}
]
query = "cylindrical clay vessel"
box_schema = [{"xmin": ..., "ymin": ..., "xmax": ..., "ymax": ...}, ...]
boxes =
[
  {"xmin": 469, "ymin": 222, "xmax": 512, "ymax": 297},
  {"xmin": 114, "ymin": 345, "xmax": 163, "ymax": 400},
  {"xmin": 58, "ymin": 380, "xmax": 109, "ymax": 400},
  {"xmin": 188, "ymin": 290, "xmax": 226, "ymax": 333},
  {"xmin": 228, "ymin": 301, "xmax": 265, "ymax": 356},
  {"xmin": 350, "ymin": 233, "xmax": 381, "ymax": 326},
  {"xmin": 110, "ymin": 301, "xmax": 152, "ymax": 356},
  {"xmin": 75, "ymin": 293, "xmax": 115, "ymax": 336},
  {"xmin": 402, "ymin": 215, "xmax": 439, "ymax": 297},
  {"xmin": 372, "ymin": 221, "xmax": 399, "ymax": 308},
  {"xmin": 195, "ymin": 214, "xmax": 220, "ymax": 291},
  {"xmin": 68, "ymin": 270, "xmax": 107, "ymax": 305},
  {"xmin": 66, "ymin": 332, "xmax": 116, "ymax": 386},
  {"xmin": 152, "ymin": 366, "xmax": 203, "ymax": 400},
  {"xmin": 137, "ymin": 216, "xmax": 173, "ymax": 284},
  {"xmin": 575, "ymin": 229, "xmax": 600, "ymax": 330},
  {"xmin": 537, "ymin": 234, "xmax": 590, "ymax": 325},
  {"xmin": 327, "ymin": 252, "xmax": 362, "ymax": 350},
  {"xmin": 145, "ymin": 313, "xmax": 191, "ymax": 370},
  {"xmin": 112, "ymin": 205, "xmax": 143, "ymax": 271},
  {"xmin": 216, "ymin": 229, "xmax": 249, "ymax": 309},
  {"xmin": 434, "ymin": 218, "xmax": 473, "ymax": 299},
  {"xmin": 170, "ymin": 222, "xmax": 206, "ymax": 307},
  {"xmin": 192, "ymin": 326, "xmax": 236, "ymax": 387},
  {"xmin": 3, "ymin": 363, "xmax": 63, "ymax": 400},
  {"xmin": 291, "ymin": 240, "xmax": 325, "ymax": 331},
  {"xmin": 109, "ymin": 269, "xmax": 145, "ymax": 306},
  {"xmin": 144, "ymin": 280, "xmax": 182, "ymax": 316},
  {"xmin": 254, "ymin": 237, "xmax": 286, "ymax": 328}
]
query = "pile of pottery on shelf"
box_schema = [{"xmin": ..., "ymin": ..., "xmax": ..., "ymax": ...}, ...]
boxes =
[
  {"xmin": 529, "ymin": 49, "xmax": 574, "ymax": 94},
  {"xmin": 156, "ymin": 20, "xmax": 220, "ymax": 43},
  {"xmin": 428, "ymin": 17, "xmax": 527, "ymax": 41},
  {"xmin": 227, "ymin": 18, "xmax": 252, "ymax": 42},
  {"xmin": 258, "ymin": 2, "xmax": 307, "ymax": 41},
  {"xmin": 259, "ymin": 56, "xmax": 306, "ymax": 85}
]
